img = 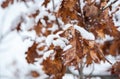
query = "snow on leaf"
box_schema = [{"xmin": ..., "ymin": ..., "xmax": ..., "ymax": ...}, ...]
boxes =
[
  {"xmin": 63, "ymin": 45, "xmax": 72, "ymax": 51},
  {"xmin": 74, "ymin": 25, "xmax": 95, "ymax": 40},
  {"xmin": 43, "ymin": 50, "xmax": 54, "ymax": 60}
]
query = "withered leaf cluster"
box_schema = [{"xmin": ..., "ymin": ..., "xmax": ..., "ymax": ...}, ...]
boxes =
[
  {"xmin": 2, "ymin": 0, "xmax": 120, "ymax": 78},
  {"xmin": 109, "ymin": 61, "xmax": 120, "ymax": 75},
  {"xmin": 25, "ymin": 0, "xmax": 120, "ymax": 78}
]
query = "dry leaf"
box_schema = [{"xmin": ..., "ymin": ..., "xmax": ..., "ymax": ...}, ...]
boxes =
[
  {"xmin": 42, "ymin": 57, "xmax": 66, "ymax": 79},
  {"xmin": 90, "ymin": 50, "xmax": 100, "ymax": 62},
  {"xmin": 26, "ymin": 42, "xmax": 42, "ymax": 63},
  {"xmin": 31, "ymin": 71, "xmax": 40, "ymax": 77},
  {"xmin": 42, "ymin": 0, "xmax": 50, "ymax": 7},
  {"xmin": 1, "ymin": 0, "xmax": 13, "ymax": 8}
]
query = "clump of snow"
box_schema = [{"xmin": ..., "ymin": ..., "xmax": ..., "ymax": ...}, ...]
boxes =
[
  {"xmin": 0, "ymin": 2, "xmax": 28, "ymax": 35},
  {"xmin": 19, "ymin": 30, "xmax": 36, "ymax": 40},
  {"xmin": 58, "ymin": 18, "xmax": 64, "ymax": 26},
  {"xmin": 41, "ymin": 19, "xmax": 47, "ymax": 26},
  {"xmin": 48, "ymin": 24, "xmax": 58, "ymax": 32},
  {"xmin": 54, "ymin": 0, "xmax": 62, "ymax": 12},
  {"xmin": 41, "ymin": 27, "xmax": 46, "ymax": 33},
  {"xmin": 95, "ymin": 0, "xmax": 100, "ymax": 4},
  {"xmin": 46, "ymin": 33, "xmax": 69, "ymax": 49},
  {"xmin": 62, "ymin": 74, "xmax": 77, "ymax": 79},
  {"xmin": 118, "ymin": 27, "xmax": 120, "ymax": 31},
  {"xmin": 36, "ymin": 36, "xmax": 46, "ymax": 43},
  {"xmin": 63, "ymin": 24, "xmax": 73, "ymax": 30},
  {"xmin": 35, "ymin": 10, "xmax": 48, "ymax": 23},
  {"xmin": 48, "ymin": 13, "xmax": 56, "ymax": 21},
  {"xmin": 74, "ymin": 25, "xmax": 95, "ymax": 40},
  {"xmin": 95, "ymin": 35, "xmax": 114, "ymax": 44},
  {"xmin": 80, "ymin": 0, "xmax": 86, "ymax": 13},
  {"xmin": 91, "ymin": 77, "xmax": 101, "ymax": 79},
  {"xmin": 53, "ymin": 39, "xmax": 66, "ymax": 49},
  {"xmin": 60, "ymin": 37, "xmax": 69, "ymax": 44},
  {"xmin": 45, "ymin": 34, "xmax": 59, "ymax": 47},
  {"xmin": 113, "ymin": 10, "xmax": 120, "ymax": 27},
  {"xmin": 28, "ymin": 64, "xmax": 48, "ymax": 79},
  {"xmin": 20, "ymin": 15, "xmax": 35, "ymax": 30},
  {"xmin": 63, "ymin": 45, "xmax": 72, "ymax": 51},
  {"xmin": 43, "ymin": 50, "xmax": 54, "ymax": 59},
  {"xmin": 0, "ymin": 30, "xmax": 35, "ymax": 79}
]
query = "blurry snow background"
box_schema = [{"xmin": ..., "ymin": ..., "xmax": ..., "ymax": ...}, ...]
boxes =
[{"xmin": 0, "ymin": 0, "xmax": 120, "ymax": 79}]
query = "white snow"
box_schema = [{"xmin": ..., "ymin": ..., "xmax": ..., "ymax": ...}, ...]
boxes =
[
  {"xmin": 0, "ymin": 31, "xmax": 34, "ymax": 79},
  {"xmin": 41, "ymin": 19, "xmax": 47, "ymax": 26},
  {"xmin": 95, "ymin": 35, "xmax": 114, "ymax": 44},
  {"xmin": 63, "ymin": 45, "xmax": 72, "ymax": 51},
  {"xmin": 46, "ymin": 34, "xmax": 69, "ymax": 49},
  {"xmin": 63, "ymin": 24, "xmax": 73, "ymax": 30},
  {"xmin": 96, "ymin": 0, "xmax": 100, "ymax": 4},
  {"xmin": 0, "ymin": 0, "xmax": 120, "ymax": 79},
  {"xmin": 74, "ymin": 25, "xmax": 95, "ymax": 40},
  {"xmin": 19, "ymin": 30, "xmax": 36, "ymax": 40},
  {"xmin": 45, "ymin": 34, "xmax": 59, "ymax": 47},
  {"xmin": 62, "ymin": 74, "xmax": 77, "ymax": 79},
  {"xmin": 48, "ymin": 13, "xmax": 56, "ymax": 21},
  {"xmin": 0, "ymin": 2, "xmax": 28, "ymax": 35},
  {"xmin": 80, "ymin": 0, "xmax": 86, "ymax": 14},
  {"xmin": 113, "ymin": 10, "xmax": 120, "ymax": 27},
  {"xmin": 43, "ymin": 50, "xmax": 54, "ymax": 59},
  {"xmin": 48, "ymin": 24, "xmax": 58, "ymax": 32},
  {"xmin": 53, "ymin": 39, "xmax": 66, "ymax": 49}
]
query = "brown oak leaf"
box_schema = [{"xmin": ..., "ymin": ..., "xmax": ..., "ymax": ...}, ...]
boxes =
[
  {"xmin": 26, "ymin": 42, "xmax": 42, "ymax": 63},
  {"xmin": 42, "ymin": 57, "xmax": 66, "ymax": 79}
]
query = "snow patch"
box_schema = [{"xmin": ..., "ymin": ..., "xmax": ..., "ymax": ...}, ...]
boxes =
[
  {"xmin": 74, "ymin": 25, "xmax": 95, "ymax": 40},
  {"xmin": 63, "ymin": 45, "xmax": 72, "ymax": 51},
  {"xmin": 43, "ymin": 50, "xmax": 54, "ymax": 59}
]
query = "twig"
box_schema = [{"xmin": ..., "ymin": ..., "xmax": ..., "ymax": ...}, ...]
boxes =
[
  {"xmin": 52, "ymin": 0, "xmax": 62, "ymax": 30},
  {"xmin": 102, "ymin": 0, "xmax": 118, "ymax": 11},
  {"xmin": 96, "ymin": 45, "xmax": 113, "ymax": 65},
  {"xmin": 85, "ymin": 63, "xmax": 95, "ymax": 79},
  {"xmin": 22, "ymin": 0, "xmax": 30, "ymax": 8},
  {"xmin": 78, "ymin": 59, "xmax": 84, "ymax": 79},
  {"xmin": 97, "ymin": 0, "xmax": 118, "ymax": 16},
  {"xmin": 99, "ymin": 50, "xmax": 112, "ymax": 65},
  {"xmin": 78, "ymin": 0, "xmax": 85, "ymax": 21},
  {"xmin": 84, "ymin": 74, "xmax": 118, "ymax": 79}
]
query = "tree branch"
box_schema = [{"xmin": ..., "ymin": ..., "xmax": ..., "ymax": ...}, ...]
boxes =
[{"xmin": 52, "ymin": 0, "xmax": 62, "ymax": 30}]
